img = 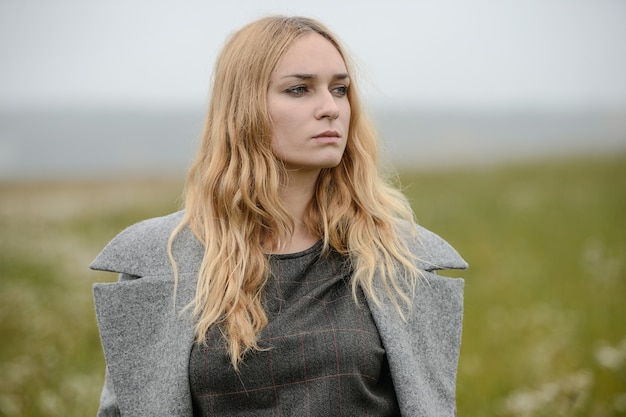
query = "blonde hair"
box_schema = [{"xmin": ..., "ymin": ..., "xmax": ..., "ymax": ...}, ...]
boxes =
[{"xmin": 169, "ymin": 16, "xmax": 418, "ymax": 369}]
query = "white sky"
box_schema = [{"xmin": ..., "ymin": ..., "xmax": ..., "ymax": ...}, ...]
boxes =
[{"xmin": 1, "ymin": 0, "xmax": 625, "ymax": 110}]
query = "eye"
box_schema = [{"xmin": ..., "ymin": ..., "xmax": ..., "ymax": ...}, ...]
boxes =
[
  {"xmin": 285, "ymin": 85, "xmax": 308, "ymax": 96},
  {"xmin": 332, "ymin": 85, "xmax": 349, "ymax": 97}
]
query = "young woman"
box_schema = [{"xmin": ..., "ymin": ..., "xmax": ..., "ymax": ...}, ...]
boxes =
[{"xmin": 91, "ymin": 15, "xmax": 467, "ymax": 416}]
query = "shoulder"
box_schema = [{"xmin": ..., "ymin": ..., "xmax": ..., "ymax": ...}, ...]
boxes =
[
  {"xmin": 90, "ymin": 210, "xmax": 202, "ymax": 277},
  {"xmin": 397, "ymin": 220, "xmax": 468, "ymax": 272}
]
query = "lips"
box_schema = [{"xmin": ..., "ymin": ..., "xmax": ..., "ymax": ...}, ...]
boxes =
[{"xmin": 313, "ymin": 130, "xmax": 340, "ymax": 139}]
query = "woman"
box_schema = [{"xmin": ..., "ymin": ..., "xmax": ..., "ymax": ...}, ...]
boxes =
[{"xmin": 91, "ymin": 15, "xmax": 467, "ymax": 416}]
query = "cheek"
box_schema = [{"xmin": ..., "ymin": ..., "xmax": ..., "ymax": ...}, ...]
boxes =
[
  {"xmin": 269, "ymin": 107, "xmax": 301, "ymax": 141},
  {"xmin": 342, "ymin": 103, "xmax": 351, "ymax": 131},
  {"xmin": 268, "ymin": 112, "xmax": 292, "ymax": 152}
]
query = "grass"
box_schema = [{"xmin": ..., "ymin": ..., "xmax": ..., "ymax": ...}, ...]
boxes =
[
  {"xmin": 1, "ymin": 155, "xmax": 625, "ymax": 416},
  {"xmin": 401, "ymin": 155, "xmax": 626, "ymax": 416}
]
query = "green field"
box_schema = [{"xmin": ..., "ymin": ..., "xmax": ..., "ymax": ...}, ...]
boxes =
[{"xmin": 1, "ymin": 154, "xmax": 625, "ymax": 416}]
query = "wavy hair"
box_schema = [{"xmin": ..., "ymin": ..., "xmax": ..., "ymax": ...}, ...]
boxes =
[{"xmin": 169, "ymin": 15, "xmax": 419, "ymax": 369}]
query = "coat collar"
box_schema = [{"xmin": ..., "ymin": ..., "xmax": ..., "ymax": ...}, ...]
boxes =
[{"xmin": 90, "ymin": 210, "xmax": 467, "ymax": 277}]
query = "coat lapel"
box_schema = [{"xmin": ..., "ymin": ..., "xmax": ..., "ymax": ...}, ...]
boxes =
[
  {"xmin": 366, "ymin": 271, "xmax": 464, "ymax": 417},
  {"xmin": 93, "ymin": 272, "xmax": 197, "ymax": 416}
]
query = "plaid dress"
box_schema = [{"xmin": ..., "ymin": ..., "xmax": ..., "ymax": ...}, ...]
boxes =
[{"xmin": 189, "ymin": 241, "xmax": 400, "ymax": 416}]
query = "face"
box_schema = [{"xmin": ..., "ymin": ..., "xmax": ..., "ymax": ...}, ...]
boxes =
[{"xmin": 267, "ymin": 33, "xmax": 351, "ymax": 174}]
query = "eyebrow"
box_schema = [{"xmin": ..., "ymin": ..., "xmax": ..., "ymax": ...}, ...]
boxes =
[{"xmin": 281, "ymin": 73, "xmax": 349, "ymax": 81}]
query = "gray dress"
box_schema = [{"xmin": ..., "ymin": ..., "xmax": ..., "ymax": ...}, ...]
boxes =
[{"xmin": 189, "ymin": 240, "xmax": 400, "ymax": 415}]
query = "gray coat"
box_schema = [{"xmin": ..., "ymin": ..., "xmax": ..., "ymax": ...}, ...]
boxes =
[{"xmin": 91, "ymin": 211, "xmax": 467, "ymax": 416}]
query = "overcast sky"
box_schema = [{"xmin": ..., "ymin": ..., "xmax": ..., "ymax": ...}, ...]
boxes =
[{"xmin": 1, "ymin": 0, "xmax": 625, "ymax": 111}]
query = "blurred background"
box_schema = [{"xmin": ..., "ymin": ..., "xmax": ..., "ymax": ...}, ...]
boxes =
[{"xmin": 1, "ymin": 0, "xmax": 625, "ymax": 415}]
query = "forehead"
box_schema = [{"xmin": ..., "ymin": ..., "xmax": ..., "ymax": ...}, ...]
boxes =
[{"xmin": 272, "ymin": 33, "xmax": 347, "ymax": 76}]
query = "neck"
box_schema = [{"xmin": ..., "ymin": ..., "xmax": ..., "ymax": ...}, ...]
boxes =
[{"xmin": 272, "ymin": 168, "xmax": 321, "ymax": 254}]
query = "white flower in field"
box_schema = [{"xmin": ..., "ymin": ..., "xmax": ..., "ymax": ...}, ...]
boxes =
[
  {"xmin": 501, "ymin": 390, "xmax": 539, "ymax": 416},
  {"xmin": 498, "ymin": 370, "xmax": 593, "ymax": 417},
  {"xmin": 595, "ymin": 341, "xmax": 625, "ymax": 371},
  {"xmin": 581, "ymin": 238, "xmax": 624, "ymax": 284}
]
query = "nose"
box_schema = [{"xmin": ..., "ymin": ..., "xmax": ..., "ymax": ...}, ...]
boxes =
[{"xmin": 314, "ymin": 91, "xmax": 340, "ymax": 120}]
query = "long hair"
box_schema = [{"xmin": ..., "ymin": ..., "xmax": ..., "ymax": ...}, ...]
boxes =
[{"xmin": 169, "ymin": 15, "xmax": 418, "ymax": 369}]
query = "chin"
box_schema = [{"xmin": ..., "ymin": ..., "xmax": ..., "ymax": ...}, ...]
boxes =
[
  {"xmin": 284, "ymin": 154, "xmax": 345, "ymax": 171},
  {"xmin": 318, "ymin": 157, "xmax": 344, "ymax": 169}
]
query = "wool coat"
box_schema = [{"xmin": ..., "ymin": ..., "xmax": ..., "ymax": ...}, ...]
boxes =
[{"xmin": 91, "ymin": 211, "xmax": 467, "ymax": 416}]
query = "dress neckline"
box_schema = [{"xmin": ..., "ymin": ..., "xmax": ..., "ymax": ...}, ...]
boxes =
[{"xmin": 268, "ymin": 239, "xmax": 323, "ymax": 260}]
